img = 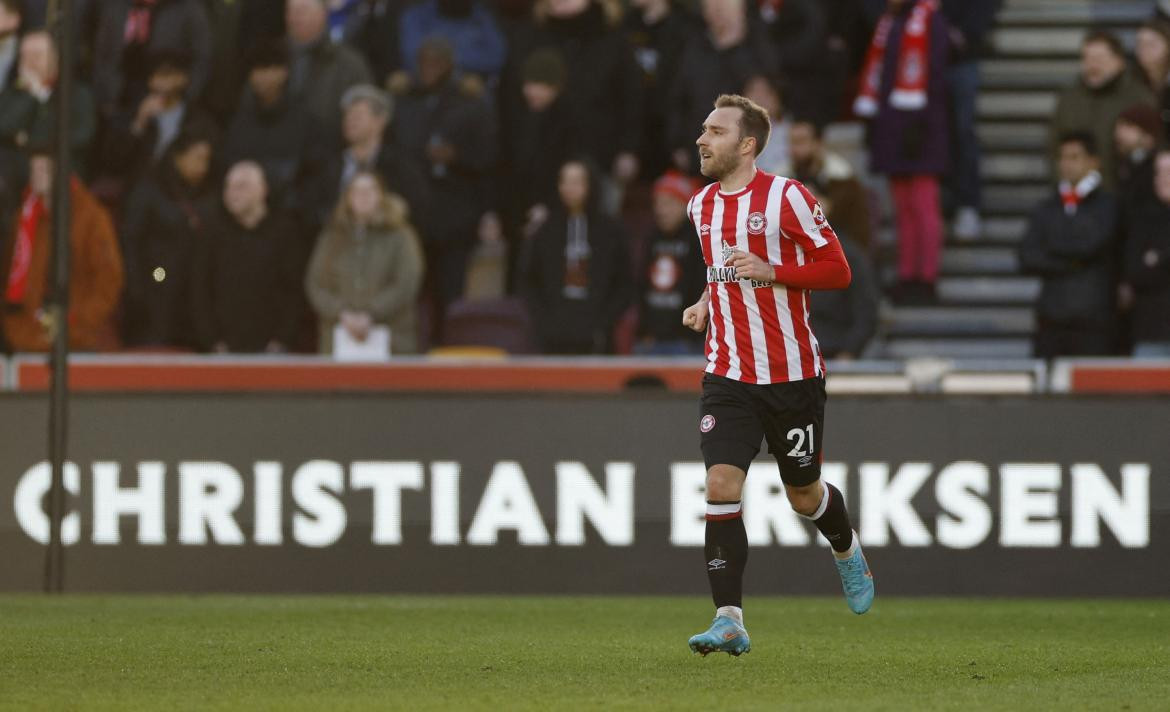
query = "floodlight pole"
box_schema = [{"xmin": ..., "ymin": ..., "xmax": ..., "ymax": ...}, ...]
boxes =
[{"xmin": 43, "ymin": 0, "xmax": 74, "ymax": 594}]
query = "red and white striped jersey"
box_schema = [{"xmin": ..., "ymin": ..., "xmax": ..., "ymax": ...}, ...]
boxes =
[{"xmin": 686, "ymin": 169, "xmax": 835, "ymax": 384}]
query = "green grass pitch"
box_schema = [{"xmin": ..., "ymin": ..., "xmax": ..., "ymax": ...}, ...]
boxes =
[{"xmin": 1, "ymin": 595, "xmax": 1167, "ymax": 711}]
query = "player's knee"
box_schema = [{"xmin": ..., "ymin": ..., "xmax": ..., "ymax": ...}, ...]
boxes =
[
  {"xmin": 786, "ymin": 482, "xmax": 821, "ymax": 517},
  {"xmin": 706, "ymin": 465, "xmax": 745, "ymax": 502}
]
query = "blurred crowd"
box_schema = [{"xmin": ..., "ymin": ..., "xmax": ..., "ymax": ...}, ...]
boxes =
[{"xmin": 0, "ymin": 0, "xmax": 1165, "ymax": 360}]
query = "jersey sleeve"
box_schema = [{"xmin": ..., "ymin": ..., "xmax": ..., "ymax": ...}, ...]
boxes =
[{"xmin": 778, "ymin": 180, "xmax": 839, "ymax": 252}]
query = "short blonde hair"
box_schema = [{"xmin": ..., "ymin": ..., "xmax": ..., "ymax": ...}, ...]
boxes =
[{"xmin": 714, "ymin": 94, "xmax": 771, "ymax": 157}]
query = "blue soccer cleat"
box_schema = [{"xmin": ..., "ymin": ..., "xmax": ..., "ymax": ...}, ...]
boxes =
[
  {"xmin": 688, "ymin": 615, "xmax": 751, "ymax": 657},
  {"xmin": 834, "ymin": 532, "xmax": 874, "ymax": 614}
]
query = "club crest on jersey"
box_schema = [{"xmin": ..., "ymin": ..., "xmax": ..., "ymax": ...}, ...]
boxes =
[
  {"xmin": 746, "ymin": 211, "xmax": 767, "ymax": 235},
  {"xmin": 700, "ymin": 414, "xmax": 716, "ymax": 433}
]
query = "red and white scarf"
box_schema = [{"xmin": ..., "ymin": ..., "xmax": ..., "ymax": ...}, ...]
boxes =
[
  {"xmin": 854, "ymin": 0, "xmax": 938, "ymax": 117},
  {"xmin": 124, "ymin": 0, "xmax": 159, "ymax": 46},
  {"xmin": 1058, "ymin": 171, "xmax": 1101, "ymax": 216},
  {"xmin": 5, "ymin": 190, "xmax": 44, "ymax": 305}
]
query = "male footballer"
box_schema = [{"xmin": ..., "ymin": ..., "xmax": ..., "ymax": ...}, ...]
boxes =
[{"xmin": 681, "ymin": 95, "xmax": 874, "ymax": 657}]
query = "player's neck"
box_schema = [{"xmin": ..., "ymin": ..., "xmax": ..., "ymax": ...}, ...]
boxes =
[{"xmin": 718, "ymin": 162, "xmax": 757, "ymax": 194}]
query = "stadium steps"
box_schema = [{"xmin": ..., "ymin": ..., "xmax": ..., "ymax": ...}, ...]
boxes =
[{"xmin": 876, "ymin": 0, "xmax": 1148, "ymax": 359}]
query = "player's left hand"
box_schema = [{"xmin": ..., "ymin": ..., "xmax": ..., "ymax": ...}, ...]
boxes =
[{"xmin": 727, "ymin": 250, "xmax": 773, "ymax": 283}]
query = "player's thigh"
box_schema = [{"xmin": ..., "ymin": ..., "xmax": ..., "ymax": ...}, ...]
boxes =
[
  {"xmin": 699, "ymin": 374, "xmax": 764, "ymax": 474},
  {"xmin": 759, "ymin": 376, "xmax": 826, "ymax": 488}
]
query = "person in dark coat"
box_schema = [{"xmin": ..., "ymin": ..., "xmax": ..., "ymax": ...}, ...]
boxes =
[
  {"xmin": 503, "ymin": 0, "xmax": 643, "ymax": 197},
  {"xmin": 91, "ymin": 0, "xmax": 211, "ymax": 119},
  {"xmin": 634, "ymin": 171, "xmax": 706, "ymax": 355},
  {"xmin": 190, "ymin": 161, "xmax": 305, "ymax": 353},
  {"xmin": 392, "ymin": 37, "xmax": 496, "ymax": 319},
  {"xmin": 1019, "ymin": 132, "xmax": 1119, "ymax": 359},
  {"xmin": 521, "ymin": 157, "xmax": 632, "ymax": 354},
  {"xmin": 285, "ymin": 0, "xmax": 372, "ymax": 148},
  {"xmin": 755, "ymin": 0, "xmax": 832, "ymax": 125},
  {"xmin": 667, "ymin": 0, "xmax": 777, "ymax": 174},
  {"xmin": 624, "ymin": 0, "xmax": 696, "ymax": 177},
  {"xmin": 941, "ymin": 0, "xmax": 1002, "ymax": 239},
  {"xmin": 222, "ymin": 40, "xmax": 329, "ymax": 225},
  {"xmin": 100, "ymin": 51, "xmax": 216, "ymax": 194},
  {"xmin": 810, "ymin": 235, "xmax": 879, "ymax": 359},
  {"xmin": 1120, "ymin": 149, "xmax": 1170, "ymax": 358},
  {"xmin": 338, "ymin": 0, "xmax": 408, "ymax": 86},
  {"xmin": 1134, "ymin": 19, "xmax": 1170, "ymax": 142},
  {"xmin": 315, "ymin": 83, "xmax": 429, "ymax": 236},
  {"xmin": 1113, "ymin": 104, "xmax": 1162, "ymax": 218},
  {"xmin": 398, "ymin": 0, "xmax": 507, "ymax": 84},
  {"xmin": 855, "ymin": 0, "xmax": 949, "ymax": 302},
  {"xmin": 120, "ymin": 127, "xmax": 215, "ymax": 348}
]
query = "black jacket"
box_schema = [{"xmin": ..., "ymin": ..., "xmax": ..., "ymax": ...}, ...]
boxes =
[
  {"xmin": 521, "ymin": 209, "xmax": 632, "ymax": 354},
  {"xmin": 392, "ymin": 77, "xmax": 495, "ymax": 244},
  {"xmin": 120, "ymin": 164, "xmax": 212, "ymax": 347},
  {"xmin": 636, "ymin": 222, "xmax": 707, "ymax": 345},
  {"xmin": 503, "ymin": 3, "xmax": 643, "ymax": 168},
  {"xmin": 222, "ymin": 88, "xmax": 329, "ymax": 222},
  {"xmin": 1123, "ymin": 199, "xmax": 1170, "ymax": 343},
  {"xmin": 190, "ymin": 205, "xmax": 305, "ymax": 352},
  {"xmin": 810, "ymin": 236, "xmax": 879, "ymax": 358},
  {"xmin": 1019, "ymin": 186, "xmax": 1119, "ymax": 324},
  {"xmin": 667, "ymin": 22, "xmax": 778, "ymax": 156},
  {"xmin": 941, "ymin": 0, "xmax": 1003, "ymax": 61},
  {"xmin": 503, "ymin": 94, "xmax": 578, "ymax": 227}
]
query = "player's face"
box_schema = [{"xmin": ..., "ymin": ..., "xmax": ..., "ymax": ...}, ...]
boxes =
[
  {"xmin": 1155, "ymin": 154, "xmax": 1170, "ymax": 204},
  {"xmin": 697, "ymin": 107, "xmax": 749, "ymax": 180},
  {"xmin": 1057, "ymin": 142, "xmax": 1097, "ymax": 184}
]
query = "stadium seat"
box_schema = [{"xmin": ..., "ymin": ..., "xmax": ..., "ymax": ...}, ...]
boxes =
[{"xmin": 440, "ymin": 297, "xmax": 534, "ymax": 354}]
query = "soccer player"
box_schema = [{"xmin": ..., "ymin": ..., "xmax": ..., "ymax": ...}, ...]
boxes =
[{"xmin": 681, "ymin": 95, "xmax": 874, "ymax": 657}]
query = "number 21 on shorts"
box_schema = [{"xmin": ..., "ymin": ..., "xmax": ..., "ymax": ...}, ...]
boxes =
[{"xmin": 785, "ymin": 424, "xmax": 815, "ymax": 457}]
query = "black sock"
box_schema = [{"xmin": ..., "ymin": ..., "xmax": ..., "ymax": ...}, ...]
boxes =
[
  {"xmin": 704, "ymin": 501, "xmax": 748, "ymax": 609},
  {"xmin": 810, "ymin": 483, "xmax": 855, "ymax": 553}
]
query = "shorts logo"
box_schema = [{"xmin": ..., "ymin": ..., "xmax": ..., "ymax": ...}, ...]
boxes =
[
  {"xmin": 707, "ymin": 558, "xmax": 727, "ymax": 571},
  {"xmin": 700, "ymin": 414, "xmax": 716, "ymax": 433},
  {"xmin": 746, "ymin": 211, "xmax": 767, "ymax": 235}
]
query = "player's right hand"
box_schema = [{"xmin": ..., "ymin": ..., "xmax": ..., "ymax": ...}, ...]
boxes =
[{"xmin": 682, "ymin": 301, "xmax": 709, "ymax": 333}]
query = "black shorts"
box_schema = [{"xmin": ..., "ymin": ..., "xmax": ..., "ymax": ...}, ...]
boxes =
[{"xmin": 698, "ymin": 373, "xmax": 826, "ymax": 487}]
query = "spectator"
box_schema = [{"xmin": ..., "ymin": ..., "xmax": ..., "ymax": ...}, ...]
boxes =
[
  {"xmin": 324, "ymin": 0, "xmax": 366, "ymax": 41},
  {"xmin": 306, "ymin": 170, "xmax": 425, "ymax": 355},
  {"xmin": 0, "ymin": 31, "xmax": 96, "ymax": 174},
  {"xmin": 91, "ymin": 0, "xmax": 211, "ymax": 119},
  {"xmin": 742, "ymin": 74, "xmax": 789, "ymax": 176},
  {"xmin": 521, "ymin": 157, "xmax": 631, "ymax": 354},
  {"xmin": 811, "ymin": 235, "xmax": 879, "ymax": 359},
  {"xmin": 339, "ymin": 0, "xmax": 407, "ymax": 85},
  {"xmin": 1019, "ymin": 132, "xmax": 1118, "ymax": 359},
  {"xmin": 1114, "ymin": 104, "xmax": 1162, "ymax": 216},
  {"xmin": 668, "ymin": 0, "xmax": 777, "ymax": 174},
  {"xmin": 0, "ymin": 150, "xmax": 123, "ymax": 352},
  {"xmin": 223, "ymin": 40, "xmax": 329, "ymax": 222},
  {"xmin": 119, "ymin": 127, "xmax": 214, "ymax": 349},
  {"xmin": 504, "ymin": 0, "xmax": 643, "ymax": 208},
  {"xmin": 854, "ymin": 0, "xmax": 950, "ymax": 304},
  {"xmin": 399, "ymin": 0, "xmax": 507, "ymax": 84},
  {"xmin": 1051, "ymin": 29, "xmax": 1155, "ymax": 190},
  {"xmin": 502, "ymin": 48, "xmax": 576, "ymax": 243},
  {"xmin": 1120, "ymin": 149, "xmax": 1170, "ymax": 358},
  {"xmin": 624, "ymin": 0, "xmax": 695, "ymax": 177},
  {"xmin": 634, "ymin": 171, "xmax": 705, "ymax": 355},
  {"xmin": 101, "ymin": 51, "xmax": 214, "ymax": 191},
  {"xmin": 316, "ymin": 84, "xmax": 429, "ymax": 233},
  {"xmin": 0, "ymin": 0, "xmax": 20, "ymax": 93},
  {"xmin": 941, "ymin": 0, "xmax": 1002, "ymax": 240},
  {"xmin": 392, "ymin": 37, "xmax": 496, "ymax": 323},
  {"xmin": 818, "ymin": 0, "xmax": 874, "ymax": 124},
  {"xmin": 1135, "ymin": 19, "xmax": 1170, "ymax": 140},
  {"xmin": 788, "ymin": 119, "xmax": 873, "ymax": 247},
  {"xmin": 285, "ymin": 0, "xmax": 372, "ymax": 147},
  {"xmin": 190, "ymin": 161, "xmax": 305, "ymax": 353},
  {"xmin": 755, "ymin": 0, "xmax": 829, "ymax": 124}
]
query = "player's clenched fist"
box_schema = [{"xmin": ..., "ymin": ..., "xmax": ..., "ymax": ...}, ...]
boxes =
[
  {"xmin": 682, "ymin": 300, "xmax": 709, "ymax": 333},
  {"xmin": 727, "ymin": 250, "xmax": 773, "ymax": 282}
]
